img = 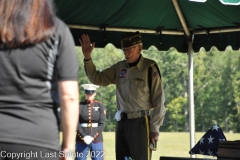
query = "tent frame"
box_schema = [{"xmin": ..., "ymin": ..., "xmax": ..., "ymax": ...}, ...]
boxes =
[{"xmin": 68, "ymin": 24, "xmax": 240, "ymax": 36}]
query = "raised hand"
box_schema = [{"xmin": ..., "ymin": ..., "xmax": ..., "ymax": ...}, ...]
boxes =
[{"xmin": 79, "ymin": 34, "xmax": 95, "ymax": 60}]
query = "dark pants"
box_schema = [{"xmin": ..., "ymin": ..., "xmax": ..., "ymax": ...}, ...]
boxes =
[
  {"xmin": 115, "ymin": 116, "xmax": 152, "ymax": 160},
  {"xmin": 0, "ymin": 143, "xmax": 59, "ymax": 160}
]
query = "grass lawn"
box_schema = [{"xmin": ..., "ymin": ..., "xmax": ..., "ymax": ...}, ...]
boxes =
[{"xmin": 61, "ymin": 132, "xmax": 240, "ymax": 160}]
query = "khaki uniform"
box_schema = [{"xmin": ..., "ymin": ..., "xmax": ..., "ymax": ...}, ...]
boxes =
[
  {"xmin": 84, "ymin": 54, "xmax": 166, "ymax": 159},
  {"xmin": 84, "ymin": 55, "xmax": 165, "ymax": 132}
]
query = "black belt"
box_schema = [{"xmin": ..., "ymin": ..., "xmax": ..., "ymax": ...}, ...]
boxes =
[
  {"xmin": 120, "ymin": 110, "xmax": 150, "ymax": 120},
  {"xmin": 121, "ymin": 112, "xmax": 128, "ymax": 120}
]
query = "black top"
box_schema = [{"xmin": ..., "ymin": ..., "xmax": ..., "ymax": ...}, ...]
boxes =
[
  {"xmin": 76, "ymin": 100, "xmax": 106, "ymax": 143},
  {"xmin": 0, "ymin": 18, "xmax": 79, "ymax": 150}
]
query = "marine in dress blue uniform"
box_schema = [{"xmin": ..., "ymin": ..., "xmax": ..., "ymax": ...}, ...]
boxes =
[{"xmin": 75, "ymin": 84, "xmax": 106, "ymax": 160}]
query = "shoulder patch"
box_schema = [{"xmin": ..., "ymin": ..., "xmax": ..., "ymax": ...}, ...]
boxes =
[
  {"xmin": 152, "ymin": 70, "xmax": 160, "ymax": 78},
  {"xmin": 151, "ymin": 63, "xmax": 161, "ymax": 79}
]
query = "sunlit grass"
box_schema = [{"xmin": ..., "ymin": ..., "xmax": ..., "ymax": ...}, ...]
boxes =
[{"xmin": 60, "ymin": 132, "xmax": 240, "ymax": 160}]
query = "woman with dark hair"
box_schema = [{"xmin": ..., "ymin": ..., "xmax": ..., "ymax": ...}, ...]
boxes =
[{"xmin": 0, "ymin": 1, "xmax": 79, "ymax": 160}]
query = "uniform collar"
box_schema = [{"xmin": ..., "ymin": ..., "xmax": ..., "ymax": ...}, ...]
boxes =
[
  {"xmin": 125, "ymin": 54, "xmax": 144, "ymax": 70},
  {"xmin": 85, "ymin": 100, "xmax": 93, "ymax": 104},
  {"xmin": 129, "ymin": 54, "xmax": 147, "ymax": 71},
  {"xmin": 136, "ymin": 54, "xmax": 145, "ymax": 70}
]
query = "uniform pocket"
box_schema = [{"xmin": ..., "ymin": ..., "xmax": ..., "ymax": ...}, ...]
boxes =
[
  {"xmin": 117, "ymin": 77, "xmax": 126, "ymax": 84},
  {"xmin": 131, "ymin": 77, "xmax": 145, "ymax": 88},
  {"xmin": 117, "ymin": 78, "xmax": 127, "ymax": 92},
  {"xmin": 130, "ymin": 77, "xmax": 148, "ymax": 99}
]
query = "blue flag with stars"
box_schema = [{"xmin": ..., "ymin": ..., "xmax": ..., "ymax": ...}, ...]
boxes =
[{"xmin": 189, "ymin": 124, "xmax": 227, "ymax": 156}]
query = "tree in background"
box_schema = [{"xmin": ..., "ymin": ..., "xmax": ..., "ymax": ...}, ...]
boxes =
[{"xmin": 194, "ymin": 46, "xmax": 240, "ymax": 132}]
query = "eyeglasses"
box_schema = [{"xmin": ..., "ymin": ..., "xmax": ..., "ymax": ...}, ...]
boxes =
[{"xmin": 121, "ymin": 45, "xmax": 139, "ymax": 53}]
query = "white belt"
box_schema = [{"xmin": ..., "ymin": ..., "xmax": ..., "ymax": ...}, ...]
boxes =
[{"xmin": 80, "ymin": 123, "xmax": 98, "ymax": 127}]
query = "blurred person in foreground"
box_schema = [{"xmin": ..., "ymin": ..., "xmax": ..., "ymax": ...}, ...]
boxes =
[
  {"xmin": 79, "ymin": 32, "xmax": 166, "ymax": 160},
  {"xmin": 0, "ymin": 0, "xmax": 79, "ymax": 160},
  {"xmin": 75, "ymin": 84, "xmax": 106, "ymax": 160}
]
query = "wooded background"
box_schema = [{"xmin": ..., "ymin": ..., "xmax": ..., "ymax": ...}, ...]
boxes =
[{"xmin": 76, "ymin": 45, "xmax": 240, "ymax": 133}]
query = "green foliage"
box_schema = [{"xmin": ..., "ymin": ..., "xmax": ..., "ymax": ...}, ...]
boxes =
[
  {"xmin": 166, "ymin": 97, "xmax": 187, "ymax": 132},
  {"xmin": 76, "ymin": 45, "xmax": 240, "ymax": 133},
  {"xmin": 194, "ymin": 47, "xmax": 240, "ymax": 132}
]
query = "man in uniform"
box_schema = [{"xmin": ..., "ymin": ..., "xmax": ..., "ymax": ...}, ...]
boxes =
[{"xmin": 79, "ymin": 31, "xmax": 166, "ymax": 160}]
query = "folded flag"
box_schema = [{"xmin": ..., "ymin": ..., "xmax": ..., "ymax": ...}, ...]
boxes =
[{"xmin": 189, "ymin": 124, "xmax": 227, "ymax": 156}]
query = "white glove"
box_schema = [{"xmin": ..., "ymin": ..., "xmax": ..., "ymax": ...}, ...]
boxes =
[
  {"xmin": 83, "ymin": 136, "xmax": 94, "ymax": 145},
  {"xmin": 115, "ymin": 110, "xmax": 122, "ymax": 121}
]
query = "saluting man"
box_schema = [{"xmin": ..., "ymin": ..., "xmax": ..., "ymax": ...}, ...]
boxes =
[
  {"xmin": 75, "ymin": 84, "xmax": 106, "ymax": 160},
  {"xmin": 79, "ymin": 31, "xmax": 166, "ymax": 160}
]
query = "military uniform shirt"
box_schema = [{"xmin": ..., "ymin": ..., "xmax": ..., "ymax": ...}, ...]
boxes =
[
  {"xmin": 76, "ymin": 100, "xmax": 106, "ymax": 142},
  {"xmin": 84, "ymin": 55, "xmax": 166, "ymax": 132}
]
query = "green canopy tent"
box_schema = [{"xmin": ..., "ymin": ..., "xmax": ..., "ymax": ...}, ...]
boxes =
[
  {"xmin": 54, "ymin": 0, "xmax": 240, "ymax": 52},
  {"xmin": 54, "ymin": 0, "xmax": 240, "ymax": 157}
]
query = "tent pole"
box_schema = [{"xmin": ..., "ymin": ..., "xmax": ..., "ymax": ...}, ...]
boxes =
[
  {"xmin": 172, "ymin": 0, "xmax": 196, "ymax": 156},
  {"xmin": 172, "ymin": 0, "xmax": 190, "ymax": 36},
  {"xmin": 188, "ymin": 37, "xmax": 195, "ymax": 158}
]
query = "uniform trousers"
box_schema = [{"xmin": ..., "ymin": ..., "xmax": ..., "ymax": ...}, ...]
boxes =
[
  {"xmin": 0, "ymin": 143, "xmax": 59, "ymax": 160},
  {"xmin": 75, "ymin": 142, "xmax": 104, "ymax": 160},
  {"xmin": 115, "ymin": 116, "xmax": 152, "ymax": 160}
]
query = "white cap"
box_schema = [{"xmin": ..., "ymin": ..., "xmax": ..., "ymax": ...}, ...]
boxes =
[{"xmin": 81, "ymin": 84, "xmax": 99, "ymax": 94}]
